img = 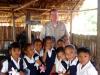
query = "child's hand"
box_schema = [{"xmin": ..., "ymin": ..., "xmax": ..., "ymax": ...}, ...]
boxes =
[
  {"xmin": 19, "ymin": 71, "xmax": 25, "ymax": 75},
  {"xmin": 45, "ymin": 46, "xmax": 49, "ymax": 52},
  {"xmin": 40, "ymin": 64, "xmax": 45, "ymax": 73},
  {"xmin": 36, "ymin": 59, "xmax": 42, "ymax": 66}
]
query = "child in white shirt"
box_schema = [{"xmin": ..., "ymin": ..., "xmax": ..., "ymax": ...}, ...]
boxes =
[
  {"xmin": 65, "ymin": 44, "xmax": 79, "ymax": 75},
  {"xmin": 54, "ymin": 47, "xmax": 66, "ymax": 75},
  {"xmin": 1, "ymin": 42, "xmax": 26, "ymax": 75},
  {"xmin": 77, "ymin": 47, "xmax": 98, "ymax": 75}
]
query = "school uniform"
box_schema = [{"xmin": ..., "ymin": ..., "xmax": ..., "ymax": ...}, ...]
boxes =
[
  {"xmin": 45, "ymin": 48, "xmax": 56, "ymax": 75},
  {"xmin": 24, "ymin": 55, "xmax": 39, "ymax": 75},
  {"xmin": 1, "ymin": 56, "xmax": 26, "ymax": 75},
  {"xmin": 34, "ymin": 49, "xmax": 45, "ymax": 75},
  {"xmin": 54, "ymin": 57, "xmax": 67, "ymax": 74},
  {"xmin": 77, "ymin": 61, "xmax": 98, "ymax": 75},
  {"xmin": 68, "ymin": 57, "xmax": 79, "ymax": 75},
  {"xmin": 34, "ymin": 49, "xmax": 44, "ymax": 57}
]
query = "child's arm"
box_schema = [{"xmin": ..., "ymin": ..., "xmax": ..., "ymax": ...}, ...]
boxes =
[
  {"xmin": 36, "ymin": 59, "xmax": 42, "ymax": 66},
  {"xmin": 19, "ymin": 71, "xmax": 25, "ymax": 75},
  {"xmin": 42, "ymin": 50, "xmax": 47, "ymax": 63},
  {"xmin": 42, "ymin": 46, "xmax": 49, "ymax": 63},
  {"xmin": 50, "ymin": 64, "xmax": 56, "ymax": 74}
]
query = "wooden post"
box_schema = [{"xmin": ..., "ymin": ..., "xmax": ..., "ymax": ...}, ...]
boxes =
[
  {"xmin": 12, "ymin": 11, "xmax": 16, "ymax": 42},
  {"xmin": 70, "ymin": 11, "xmax": 73, "ymax": 44},
  {"xmin": 96, "ymin": 0, "xmax": 100, "ymax": 74},
  {"xmin": 26, "ymin": 11, "xmax": 31, "ymax": 43}
]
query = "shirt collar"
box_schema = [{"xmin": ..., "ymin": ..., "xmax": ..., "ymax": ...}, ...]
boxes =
[
  {"xmin": 24, "ymin": 55, "xmax": 33, "ymax": 60},
  {"xmin": 11, "ymin": 56, "xmax": 21, "ymax": 62},
  {"xmin": 70, "ymin": 57, "xmax": 78, "ymax": 66},
  {"xmin": 24, "ymin": 55, "xmax": 35, "ymax": 63},
  {"xmin": 34, "ymin": 49, "xmax": 40, "ymax": 56},
  {"xmin": 80, "ymin": 61, "xmax": 91, "ymax": 70},
  {"xmin": 11, "ymin": 56, "xmax": 21, "ymax": 69}
]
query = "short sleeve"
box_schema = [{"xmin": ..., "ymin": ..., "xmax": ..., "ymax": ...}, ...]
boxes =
[{"xmin": 1, "ymin": 60, "xmax": 8, "ymax": 73}]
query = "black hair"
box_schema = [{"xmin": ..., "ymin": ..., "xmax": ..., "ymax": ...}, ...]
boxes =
[
  {"xmin": 65, "ymin": 44, "xmax": 77, "ymax": 53},
  {"xmin": 65, "ymin": 44, "xmax": 76, "ymax": 50},
  {"xmin": 56, "ymin": 47, "xmax": 64, "ymax": 54},
  {"xmin": 57, "ymin": 39, "xmax": 65, "ymax": 43},
  {"xmin": 23, "ymin": 43, "xmax": 32, "ymax": 51},
  {"xmin": 33, "ymin": 39, "xmax": 42, "ymax": 44},
  {"xmin": 77, "ymin": 47, "xmax": 91, "ymax": 55},
  {"xmin": 43, "ymin": 36, "xmax": 55, "ymax": 45},
  {"xmin": 8, "ymin": 42, "xmax": 20, "ymax": 51}
]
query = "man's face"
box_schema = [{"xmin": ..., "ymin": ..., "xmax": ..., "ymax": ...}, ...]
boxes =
[{"xmin": 50, "ymin": 11, "xmax": 58, "ymax": 21}]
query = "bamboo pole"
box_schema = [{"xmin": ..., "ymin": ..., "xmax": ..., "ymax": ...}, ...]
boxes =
[
  {"xmin": 12, "ymin": 11, "xmax": 16, "ymax": 42},
  {"xmin": 96, "ymin": 0, "xmax": 100, "ymax": 74}
]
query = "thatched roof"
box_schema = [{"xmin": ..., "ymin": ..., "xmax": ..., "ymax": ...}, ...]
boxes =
[{"xmin": 0, "ymin": 0, "xmax": 84, "ymax": 26}]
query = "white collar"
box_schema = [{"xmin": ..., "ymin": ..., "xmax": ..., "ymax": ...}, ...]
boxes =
[
  {"xmin": 48, "ymin": 48, "xmax": 55, "ymax": 52},
  {"xmin": 24, "ymin": 55, "xmax": 35, "ymax": 63},
  {"xmin": 34, "ymin": 49, "xmax": 40, "ymax": 56},
  {"xmin": 69, "ymin": 57, "xmax": 78, "ymax": 66},
  {"xmin": 11, "ymin": 56, "xmax": 21, "ymax": 69},
  {"xmin": 47, "ymin": 48, "xmax": 55, "ymax": 58},
  {"xmin": 79, "ymin": 61, "xmax": 91, "ymax": 70}
]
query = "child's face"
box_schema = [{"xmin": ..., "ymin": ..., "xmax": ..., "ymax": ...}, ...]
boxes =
[
  {"xmin": 78, "ymin": 52, "xmax": 90, "ymax": 65},
  {"xmin": 45, "ymin": 40, "xmax": 53, "ymax": 50},
  {"xmin": 25, "ymin": 46, "xmax": 34, "ymax": 57},
  {"xmin": 57, "ymin": 52, "xmax": 65, "ymax": 60},
  {"xmin": 65, "ymin": 48, "xmax": 76, "ymax": 61},
  {"xmin": 34, "ymin": 42, "xmax": 42, "ymax": 52},
  {"xmin": 11, "ymin": 48, "xmax": 21, "ymax": 59},
  {"xmin": 57, "ymin": 41, "xmax": 65, "ymax": 48}
]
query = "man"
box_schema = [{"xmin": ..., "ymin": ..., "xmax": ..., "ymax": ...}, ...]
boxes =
[{"xmin": 40, "ymin": 9, "xmax": 70, "ymax": 45}]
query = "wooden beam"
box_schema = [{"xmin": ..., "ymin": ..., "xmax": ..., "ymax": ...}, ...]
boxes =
[
  {"xmin": 96, "ymin": 0, "xmax": 100, "ymax": 74},
  {"xmin": 14, "ymin": 0, "xmax": 38, "ymax": 11},
  {"xmin": 27, "ymin": 8, "xmax": 50, "ymax": 11}
]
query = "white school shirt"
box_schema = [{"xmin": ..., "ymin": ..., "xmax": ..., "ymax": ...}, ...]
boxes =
[
  {"xmin": 24, "ymin": 55, "xmax": 39, "ymax": 70},
  {"xmin": 34, "ymin": 49, "xmax": 44, "ymax": 57},
  {"xmin": 55, "ymin": 57, "xmax": 67, "ymax": 73},
  {"xmin": 47, "ymin": 48, "xmax": 55, "ymax": 58},
  {"xmin": 1, "ymin": 56, "xmax": 26, "ymax": 75},
  {"xmin": 69, "ymin": 57, "xmax": 78, "ymax": 66},
  {"xmin": 77, "ymin": 61, "xmax": 98, "ymax": 75}
]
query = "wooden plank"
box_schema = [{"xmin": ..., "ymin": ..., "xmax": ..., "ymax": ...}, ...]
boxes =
[{"xmin": 96, "ymin": 0, "xmax": 100, "ymax": 74}]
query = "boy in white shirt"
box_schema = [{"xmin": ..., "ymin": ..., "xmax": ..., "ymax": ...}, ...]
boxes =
[
  {"xmin": 77, "ymin": 47, "xmax": 98, "ymax": 75},
  {"xmin": 1, "ymin": 42, "xmax": 26, "ymax": 75}
]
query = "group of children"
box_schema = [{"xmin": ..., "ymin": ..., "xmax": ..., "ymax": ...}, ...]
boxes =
[{"xmin": 0, "ymin": 36, "xmax": 98, "ymax": 75}]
